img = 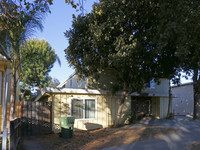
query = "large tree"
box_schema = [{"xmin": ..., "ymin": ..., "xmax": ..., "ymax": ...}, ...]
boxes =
[
  {"xmin": 175, "ymin": 1, "xmax": 200, "ymax": 120},
  {"xmin": 0, "ymin": 0, "xmax": 85, "ymax": 120},
  {"xmin": 148, "ymin": 0, "xmax": 200, "ymax": 119},
  {"xmin": 65, "ymin": 0, "xmax": 179, "ymax": 126},
  {"xmin": 0, "ymin": 0, "xmax": 48, "ymax": 119},
  {"xmin": 20, "ymin": 39, "xmax": 60, "ymax": 89}
]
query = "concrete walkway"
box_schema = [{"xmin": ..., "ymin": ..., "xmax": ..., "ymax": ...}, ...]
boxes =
[{"xmin": 104, "ymin": 118, "xmax": 200, "ymax": 150}]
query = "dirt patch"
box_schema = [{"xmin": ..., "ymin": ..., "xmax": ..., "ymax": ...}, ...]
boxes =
[
  {"xmin": 22, "ymin": 126, "xmax": 179, "ymax": 150},
  {"xmin": 187, "ymin": 142, "xmax": 200, "ymax": 150}
]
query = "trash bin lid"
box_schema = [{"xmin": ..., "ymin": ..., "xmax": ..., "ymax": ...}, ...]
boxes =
[{"xmin": 60, "ymin": 117, "xmax": 75, "ymax": 126}]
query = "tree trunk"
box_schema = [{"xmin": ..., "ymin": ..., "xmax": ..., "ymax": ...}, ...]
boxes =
[
  {"xmin": 193, "ymin": 68, "xmax": 200, "ymax": 120},
  {"xmin": 10, "ymin": 66, "xmax": 17, "ymax": 120},
  {"xmin": 114, "ymin": 91, "xmax": 127, "ymax": 127}
]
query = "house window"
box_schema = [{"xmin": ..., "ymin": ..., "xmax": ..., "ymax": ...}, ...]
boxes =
[
  {"xmin": 150, "ymin": 79, "xmax": 155, "ymax": 88},
  {"xmin": 70, "ymin": 98, "xmax": 97, "ymax": 119},
  {"xmin": 146, "ymin": 79, "xmax": 155, "ymax": 89},
  {"xmin": 70, "ymin": 79, "xmax": 72, "ymax": 87}
]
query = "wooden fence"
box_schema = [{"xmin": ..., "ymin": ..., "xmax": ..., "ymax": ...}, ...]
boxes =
[{"xmin": 21, "ymin": 101, "xmax": 52, "ymax": 137}]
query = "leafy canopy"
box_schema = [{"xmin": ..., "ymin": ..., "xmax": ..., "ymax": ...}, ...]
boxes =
[
  {"xmin": 65, "ymin": 0, "xmax": 178, "ymax": 93},
  {"xmin": 20, "ymin": 39, "xmax": 58, "ymax": 88}
]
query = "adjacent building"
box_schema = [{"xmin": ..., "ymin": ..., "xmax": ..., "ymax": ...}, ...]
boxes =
[{"xmin": 172, "ymin": 82, "xmax": 194, "ymax": 116}]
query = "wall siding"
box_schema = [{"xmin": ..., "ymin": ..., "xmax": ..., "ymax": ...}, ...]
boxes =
[
  {"xmin": 172, "ymin": 84, "xmax": 193, "ymax": 115},
  {"xmin": 49, "ymin": 93, "xmax": 169, "ymax": 132},
  {"xmin": 64, "ymin": 75, "xmax": 87, "ymax": 89},
  {"xmin": 151, "ymin": 97, "xmax": 160, "ymax": 118},
  {"xmin": 51, "ymin": 93, "xmax": 131, "ymax": 132},
  {"xmin": 160, "ymin": 97, "xmax": 170, "ymax": 118}
]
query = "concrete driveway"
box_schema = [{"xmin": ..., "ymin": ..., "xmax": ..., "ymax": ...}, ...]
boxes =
[{"xmin": 103, "ymin": 119, "xmax": 200, "ymax": 150}]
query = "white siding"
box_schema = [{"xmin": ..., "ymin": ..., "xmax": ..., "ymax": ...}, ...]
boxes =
[
  {"xmin": 64, "ymin": 75, "xmax": 87, "ymax": 89},
  {"xmin": 151, "ymin": 97, "xmax": 160, "ymax": 118},
  {"xmin": 160, "ymin": 97, "xmax": 170, "ymax": 118},
  {"xmin": 142, "ymin": 79, "xmax": 169, "ymax": 96},
  {"xmin": 172, "ymin": 84, "xmax": 193, "ymax": 115}
]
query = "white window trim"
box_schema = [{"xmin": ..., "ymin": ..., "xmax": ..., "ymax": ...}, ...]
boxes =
[{"xmin": 69, "ymin": 97, "xmax": 98, "ymax": 120}]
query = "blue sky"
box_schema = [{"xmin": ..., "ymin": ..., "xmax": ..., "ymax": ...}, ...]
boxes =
[{"xmin": 35, "ymin": 0, "xmax": 96, "ymax": 83}]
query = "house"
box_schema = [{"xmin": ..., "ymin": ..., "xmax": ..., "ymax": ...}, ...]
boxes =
[
  {"xmin": 172, "ymin": 82, "xmax": 194, "ymax": 116},
  {"xmin": 0, "ymin": 54, "xmax": 21, "ymax": 133},
  {"xmin": 36, "ymin": 74, "xmax": 172, "ymax": 132}
]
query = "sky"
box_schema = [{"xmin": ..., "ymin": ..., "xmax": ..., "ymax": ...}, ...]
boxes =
[{"xmin": 35, "ymin": 0, "xmax": 96, "ymax": 84}]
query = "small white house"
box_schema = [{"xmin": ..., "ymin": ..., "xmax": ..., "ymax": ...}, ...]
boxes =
[
  {"xmin": 172, "ymin": 82, "xmax": 194, "ymax": 116},
  {"xmin": 36, "ymin": 74, "xmax": 172, "ymax": 131}
]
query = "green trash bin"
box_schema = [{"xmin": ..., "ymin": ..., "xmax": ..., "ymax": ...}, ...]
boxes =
[{"xmin": 60, "ymin": 117, "xmax": 75, "ymax": 138}]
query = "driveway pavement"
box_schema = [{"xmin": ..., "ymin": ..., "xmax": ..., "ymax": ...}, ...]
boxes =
[{"xmin": 104, "ymin": 118, "xmax": 200, "ymax": 150}]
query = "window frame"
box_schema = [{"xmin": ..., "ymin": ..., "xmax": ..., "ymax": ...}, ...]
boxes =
[{"xmin": 69, "ymin": 97, "xmax": 98, "ymax": 120}]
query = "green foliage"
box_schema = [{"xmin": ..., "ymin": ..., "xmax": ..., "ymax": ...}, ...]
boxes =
[
  {"xmin": 145, "ymin": 0, "xmax": 200, "ymax": 118},
  {"xmin": 19, "ymin": 85, "xmax": 33, "ymax": 101},
  {"xmin": 20, "ymin": 39, "xmax": 58, "ymax": 88},
  {"xmin": 125, "ymin": 109, "xmax": 136, "ymax": 124},
  {"xmin": 65, "ymin": 0, "xmax": 178, "ymax": 93},
  {"xmin": 0, "ymin": 0, "xmax": 49, "ymax": 118},
  {"xmin": 48, "ymin": 77, "xmax": 60, "ymax": 88}
]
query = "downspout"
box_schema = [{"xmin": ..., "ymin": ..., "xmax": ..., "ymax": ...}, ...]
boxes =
[
  {"xmin": 2, "ymin": 70, "xmax": 8, "ymax": 150},
  {"xmin": 167, "ymin": 79, "xmax": 172, "ymax": 118}
]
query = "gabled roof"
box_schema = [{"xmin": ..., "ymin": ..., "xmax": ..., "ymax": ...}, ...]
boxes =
[{"xmin": 57, "ymin": 72, "xmax": 76, "ymax": 88}]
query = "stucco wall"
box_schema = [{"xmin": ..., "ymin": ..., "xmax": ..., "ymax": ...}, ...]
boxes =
[
  {"xmin": 172, "ymin": 84, "xmax": 193, "ymax": 115},
  {"xmin": 50, "ymin": 93, "xmax": 131, "ymax": 132}
]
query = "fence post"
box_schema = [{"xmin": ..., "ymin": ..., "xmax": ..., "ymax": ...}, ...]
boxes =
[{"xmin": 2, "ymin": 126, "xmax": 7, "ymax": 150}]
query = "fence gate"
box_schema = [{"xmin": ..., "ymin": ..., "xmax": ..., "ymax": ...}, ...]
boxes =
[{"xmin": 21, "ymin": 101, "xmax": 52, "ymax": 137}]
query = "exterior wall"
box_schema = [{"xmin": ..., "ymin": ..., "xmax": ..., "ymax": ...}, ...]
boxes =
[
  {"xmin": 64, "ymin": 75, "xmax": 87, "ymax": 89},
  {"xmin": 49, "ymin": 77, "xmax": 170, "ymax": 131},
  {"xmin": 142, "ymin": 78, "xmax": 169, "ymax": 96},
  {"xmin": 50, "ymin": 93, "xmax": 131, "ymax": 132},
  {"xmin": 0, "ymin": 65, "xmax": 12, "ymax": 132},
  {"xmin": 172, "ymin": 84, "xmax": 193, "ymax": 115},
  {"xmin": 151, "ymin": 97, "xmax": 160, "ymax": 118},
  {"xmin": 151, "ymin": 97, "xmax": 171, "ymax": 119},
  {"xmin": 160, "ymin": 97, "xmax": 171, "ymax": 118},
  {"xmin": 61, "ymin": 76, "xmax": 169, "ymax": 96}
]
